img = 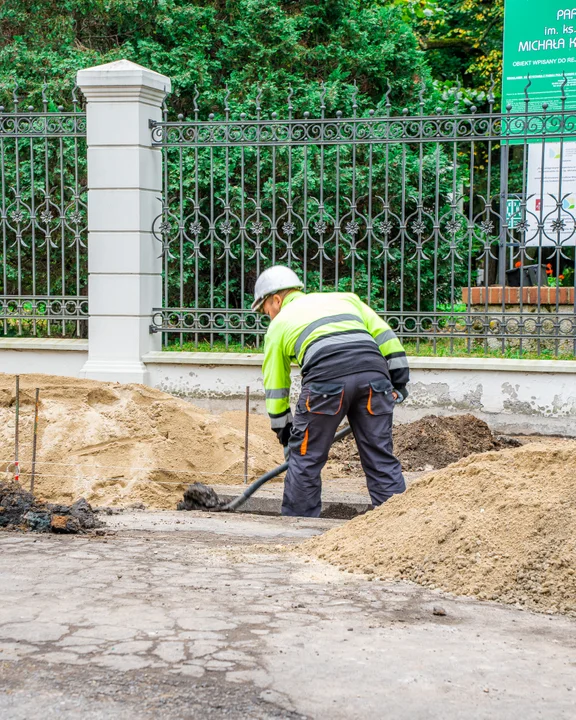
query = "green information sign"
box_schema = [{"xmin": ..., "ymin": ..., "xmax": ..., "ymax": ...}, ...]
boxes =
[
  {"xmin": 506, "ymin": 198, "xmax": 522, "ymax": 227},
  {"xmin": 502, "ymin": 0, "xmax": 576, "ymax": 112}
]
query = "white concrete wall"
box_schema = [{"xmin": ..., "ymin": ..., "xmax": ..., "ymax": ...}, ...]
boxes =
[
  {"xmin": 402, "ymin": 366, "xmax": 576, "ymax": 435},
  {"xmin": 3, "ymin": 345, "xmax": 576, "ymax": 436},
  {"xmin": 144, "ymin": 352, "xmax": 576, "ymax": 436},
  {"xmin": 0, "ymin": 339, "xmax": 88, "ymax": 377}
]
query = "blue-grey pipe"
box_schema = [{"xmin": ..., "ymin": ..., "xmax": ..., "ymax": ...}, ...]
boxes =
[{"xmin": 221, "ymin": 425, "xmax": 353, "ymax": 512}]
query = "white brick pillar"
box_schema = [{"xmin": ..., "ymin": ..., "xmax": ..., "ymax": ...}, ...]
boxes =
[{"xmin": 77, "ymin": 59, "xmax": 171, "ymax": 384}]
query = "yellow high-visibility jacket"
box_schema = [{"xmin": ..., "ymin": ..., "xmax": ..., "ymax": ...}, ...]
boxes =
[{"xmin": 262, "ymin": 291, "xmax": 409, "ymax": 429}]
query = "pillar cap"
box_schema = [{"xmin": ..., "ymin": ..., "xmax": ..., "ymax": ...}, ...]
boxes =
[{"xmin": 77, "ymin": 59, "xmax": 171, "ymax": 104}]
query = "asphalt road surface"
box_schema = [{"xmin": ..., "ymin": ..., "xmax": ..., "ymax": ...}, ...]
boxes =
[{"xmin": 1, "ymin": 511, "xmax": 575, "ymax": 719}]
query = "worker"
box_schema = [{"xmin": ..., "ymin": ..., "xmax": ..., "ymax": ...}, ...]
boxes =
[{"xmin": 253, "ymin": 265, "xmax": 409, "ymax": 517}]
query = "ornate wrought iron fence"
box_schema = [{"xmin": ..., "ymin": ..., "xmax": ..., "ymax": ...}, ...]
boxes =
[
  {"xmin": 151, "ymin": 83, "xmax": 576, "ymax": 356},
  {"xmin": 0, "ymin": 84, "xmax": 88, "ymax": 338}
]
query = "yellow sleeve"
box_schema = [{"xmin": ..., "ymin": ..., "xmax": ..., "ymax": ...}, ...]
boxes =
[{"xmin": 262, "ymin": 322, "xmax": 292, "ymax": 429}]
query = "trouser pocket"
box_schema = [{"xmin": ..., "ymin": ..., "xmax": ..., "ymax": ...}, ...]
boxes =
[
  {"xmin": 367, "ymin": 378, "xmax": 394, "ymax": 415},
  {"xmin": 288, "ymin": 421, "xmax": 310, "ymax": 456},
  {"xmin": 302, "ymin": 382, "xmax": 345, "ymax": 415}
]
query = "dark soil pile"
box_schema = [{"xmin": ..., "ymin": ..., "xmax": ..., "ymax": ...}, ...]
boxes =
[
  {"xmin": 0, "ymin": 481, "xmax": 101, "ymax": 533},
  {"xmin": 329, "ymin": 414, "xmax": 517, "ymax": 474},
  {"xmin": 395, "ymin": 414, "xmax": 510, "ymax": 471},
  {"xmin": 177, "ymin": 482, "xmax": 221, "ymax": 510}
]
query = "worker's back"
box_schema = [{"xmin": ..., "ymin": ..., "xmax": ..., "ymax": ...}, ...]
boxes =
[{"xmin": 264, "ymin": 290, "xmax": 407, "ymax": 385}]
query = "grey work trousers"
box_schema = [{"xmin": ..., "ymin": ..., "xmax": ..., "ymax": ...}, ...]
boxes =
[{"xmin": 282, "ymin": 370, "xmax": 406, "ymax": 517}]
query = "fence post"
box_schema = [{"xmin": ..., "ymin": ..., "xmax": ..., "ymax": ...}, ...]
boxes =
[{"xmin": 76, "ymin": 59, "xmax": 171, "ymax": 383}]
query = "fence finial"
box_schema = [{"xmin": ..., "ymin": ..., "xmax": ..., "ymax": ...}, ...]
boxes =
[
  {"xmin": 487, "ymin": 74, "xmax": 495, "ymax": 111},
  {"xmin": 41, "ymin": 80, "xmax": 48, "ymax": 111},
  {"xmin": 523, "ymin": 74, "xmax": 532, "ymax": 106},
  {"xmin": 12, "ymin": 79, "xmax": 19, "ymax": 110},
  {"xmin": 320, "ymin": 81, "xmax": 327, "ymax": 118},
  {"xmin": 224, "ymin": 84, "xmax": 230, "ymax": 119},
  {"xmin": 351, "ymin": 79, "xmax": 358, "ymax": 117},
  {"xmin": 192, "ymin": 84, "xmax": 199, "ymax": 121},
  {"xmin": 384, "ymin": 79, "xmax": 392, "ymax": 116},
  {"xmin": 561, "ymin": 71, "xmax": 568, "ymax": 107},
  {"xmin": 71, "ymin": 83, "xmax": 79, "ymax": 111},
  {"xmin": 453, "ymin": 79, "xmax": 460, "ymax": 114},
  {"xmin": 419, "ymin": 81, "xmax": 426, "ymax": 114},
  {"xmin": 255, "ymin": 86, "xmax": 263, "ymax": 119},
  {"xmin": 159, "ymin": 86, "xmax": 168, "ymax": 122},
  {"xmin": 287, "ymin": 86, "xmax": 294, "ymax": 119}
]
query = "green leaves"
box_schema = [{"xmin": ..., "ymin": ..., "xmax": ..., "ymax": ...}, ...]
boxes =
[{"xmin": 0, "ymin": 0, "xmax": 432, "ymax": 116}]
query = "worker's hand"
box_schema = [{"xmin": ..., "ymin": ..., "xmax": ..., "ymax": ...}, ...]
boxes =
[
  {"xmin": 274, "ymin": 422, "xmax": 293, "ymax": 447},
  {"xmin": 393, "ymin": 386, "xmax": 408, "ymax": 404}
]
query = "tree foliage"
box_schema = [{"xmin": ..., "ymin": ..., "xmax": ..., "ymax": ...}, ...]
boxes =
[
  {"xmin": 408, "ymin": 0, "xmax": 504, "ymax": 98},
  {"xmin": 0, "ymin": 1, "xmax": 504, "ymax": 341},
  {"xmin": 0, "ymin": 0, "xmax": 439, "ymax": 116}
]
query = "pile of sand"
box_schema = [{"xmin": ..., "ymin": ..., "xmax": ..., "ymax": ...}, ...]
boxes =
[
  {"xmin": 304, "ymin": 442, "xmax": 576, "ymax": 615},
  {"xmin": 0, "ymin": 374, "xmax": 283, "ymax": 509},
  {"xmin": 328, "ymin": 414, "xmax": 509, "ymax": 474}
]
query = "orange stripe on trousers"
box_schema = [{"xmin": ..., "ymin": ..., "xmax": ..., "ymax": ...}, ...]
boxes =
[{"xmin": 300, "ymin": 428, "xmax": 309, "ymax": 456}]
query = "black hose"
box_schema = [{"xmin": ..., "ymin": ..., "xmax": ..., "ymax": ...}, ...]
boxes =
[{"xmin": 221, "ymin": 425, "xmax": 353, "ymax": 512}]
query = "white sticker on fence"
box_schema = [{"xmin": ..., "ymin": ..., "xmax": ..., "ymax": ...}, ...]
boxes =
[{"xmin": 526, "ymin": 142, "xmax": 576, "ymax": 246}]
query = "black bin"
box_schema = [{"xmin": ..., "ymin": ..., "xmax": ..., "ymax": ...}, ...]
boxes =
[{"xmin": 505, "ymin": 265, "xmax": 547, "ymax": 287}]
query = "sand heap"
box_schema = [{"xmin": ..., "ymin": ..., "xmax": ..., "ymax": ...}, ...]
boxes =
[
  {"xmin": 329, "ymin": 414, "xmax": 511, "ymax": 475},
  {"xmin": 305, "ymin": 441, "xmax": 576, "ymax": 616},
  {"xmin": 0, "ymin": 373, "xmax": 283, "ymax": 509}
]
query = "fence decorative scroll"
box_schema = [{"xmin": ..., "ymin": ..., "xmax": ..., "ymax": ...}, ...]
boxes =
[
  {"xmin": 150, "ymin": 80, "xmax": 576, "ymax": 356},
  {"xmin": 0, "ymin": 83, "xmax": 88, "ymax": 337},
  {"xmin": 2, "ymin": 76, "xmax": 575, "ymax": 356}
]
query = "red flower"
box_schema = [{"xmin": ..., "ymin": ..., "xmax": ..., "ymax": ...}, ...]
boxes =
[
  {"xmin": 515, "ymin": 261, "xmax": 522, "ymax": 268},
  {"xmin": 546, "ymin": 263, "xmax": 553, "ymax": 269},
  {"xmin": 546, "ymin": 268, "xmax": 553, "ymax": 275},
  {"xmin": 559, "ymin": 274, "xmax": 565, "ymax": 280}
]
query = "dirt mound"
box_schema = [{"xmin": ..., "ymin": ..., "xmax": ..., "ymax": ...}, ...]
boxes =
[
  {"xmin": 394, "ymin": 414, "xmax": 506, "ymax": 470},
  {"xmin": 177, "ymin": 482, "xmax": 221, "ymax": 510},
  {"xmin": 0, "ymin": 481, "xmax": 100, "ymax": 533},
  {"xmin": 0, "ymin": 374, "xmax": 283, "ymax": 509},
  {"xmin": 328, "ymin": 414, "xmax": 510, "ymax": 475},
  {"xmin": 304, "ymin": 441, "xmax": 576, "ymax": 616}
]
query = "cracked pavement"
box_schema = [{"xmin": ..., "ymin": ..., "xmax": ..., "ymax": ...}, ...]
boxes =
[{"xmin": 1, "ymin": 511, "xmax": 576, "ymax": 719}]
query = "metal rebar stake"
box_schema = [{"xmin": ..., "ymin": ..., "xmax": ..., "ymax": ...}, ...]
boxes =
[
  {"xmin": 30, "ymin": 388, "xmax": 40, "ymax": 494},
  {"xmin": 244, "ymin": 386, "xmax": 250, "ymax": 484},
  {"xmin": 14, "ymin": 375, "xmax": 19, "ymax": 483}
]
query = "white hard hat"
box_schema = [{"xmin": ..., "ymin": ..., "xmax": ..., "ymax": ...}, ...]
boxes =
[{"xmin": 251, "ymin": 266, "xmax": 304, "ymax": 312}]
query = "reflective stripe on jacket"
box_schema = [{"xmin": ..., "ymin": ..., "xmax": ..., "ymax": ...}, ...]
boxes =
[{"xmin": 262, "ymin": 291, "xmax": 409, "ymax": 428}]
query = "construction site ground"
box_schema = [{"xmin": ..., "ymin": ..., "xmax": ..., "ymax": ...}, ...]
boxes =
[{"xmin": 2, "ymin": 511, "xmax": 575, "ymax": 720}]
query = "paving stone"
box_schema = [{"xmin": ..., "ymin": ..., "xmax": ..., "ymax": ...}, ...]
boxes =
[
  {"xmin": 205, "ymin": 659, "xmax": 235, "ymax": 671},
  {"xmin": 172, "ymin": 664, "xmax": 205, "ymax": 678},
  {"xmin": 62, "ymin": 645, "xmax": 102, "ymax": 655},
  {"xmin": 187, "ymin": 641, "xmax": 225, "ymax": 659},
  {"xmin": 93, "ymin": 655, "xmax": 152, "ymax": 671},
  {"xmin": 106, "ymin": 640, "xmax": 154, "ymax": 655},
  {"xmin": 0, "ymin": 622, "xmax": 68, "ymax": 643},
  {"xmin": 153, "ymin": 641, "xmax": 186, "ymax": 663},
  {"xmin": 41, "ymin": 651, "xmax": 87, "ymax": 665},
  {"xmin": 70, "ymin": 626, "xmax": 137, "ymax": 641}
]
